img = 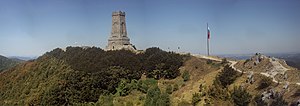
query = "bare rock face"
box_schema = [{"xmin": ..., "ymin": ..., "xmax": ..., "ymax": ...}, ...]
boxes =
[{"xmin": 106, "ymin": 11, "xmax": 136, "ymax": 51}]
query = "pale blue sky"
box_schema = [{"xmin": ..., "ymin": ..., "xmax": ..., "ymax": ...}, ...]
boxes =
[{"xmin": 0, "ymin": 0, "xmax": 300, "ymax": 57}]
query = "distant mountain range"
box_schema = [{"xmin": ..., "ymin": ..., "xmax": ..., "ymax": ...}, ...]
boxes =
[
  {"xmin": 8, "ymin": 56, "xmax": 37, "ymax": 61},
  {"xmin": 0, "ymin": 55, "xmax": 23, "ymax": 72}
]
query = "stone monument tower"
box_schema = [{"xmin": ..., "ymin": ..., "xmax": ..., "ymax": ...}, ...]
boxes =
[{"xmin": 106, "ymin": 11, "xmax": 135, "ymax": 51}]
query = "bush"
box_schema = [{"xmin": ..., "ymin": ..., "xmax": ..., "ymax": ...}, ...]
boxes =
[
  {"xmin": 270, "ymin": 93, "xmax": 288, "ymax": 106},
  {"xmin": 137, "ymin": 78, "xmax": 157, "ymax": 93},
  {"xmin": 253, "ymin": 94, "xmax": 268, "ymax": 106},
  {"xmin": 199, "ymin": 83, "xmax": 207, "ymax": 96},
  {"xmin": 256, "ymin": 77, "xmax": 272, "ymax": 90},
  {"xmin": 192, "ymin": 93, "xmax": 201, "ymax": 106},
  {"xmin": 94, "ymin": 94, "xmax": 114, "ymax": 106},
  {"xmin": 206, "ymin": 60, "xmax": 212, "ymax": 64},
  {"xmin": 178, "ymin": 101, "xmax": 191, "ymax": 106},
  {"xmin": 126, "ymin": 101, "xmax": 134, "ymax": 106},
  {"xmin": 157, "ymin": 92, "xmax": 170, "ymax": 106},
  {"xmin": 221, "ymin": 58, "xmax": 228, "ymax": 64},
  {"xmin": 144, "ymin": 86, "xmax": 161, "ymax": 106},
  {"xmin": 292, "ymin": 89, "xmax": 300, "ymax": 97},
  {"xmin": 217, "ymin": 65, "xmax": 238, "ymax": 88},
  {"xmin": 166, "ymin": 84, "xmax": 173, "ymax": 94},
  {"xmin": 207, "ymin": 79, "xmax": 230, "ymax": 100},
  {"xmin": 173, "ymin": 84, "xmax": 179, "ymax": 91},
  {"xmin": 231, "ymin": 86, "xmax": 252, "ymax": 106},
  {"xmin": 182, "ymin": 70, "xmax": 190, "ymax": 82},
  {"xmin": 115, "ymin": 79, "xmax": 138, "ymax": 96}
]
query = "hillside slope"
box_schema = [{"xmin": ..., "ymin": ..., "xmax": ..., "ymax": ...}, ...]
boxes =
[
  {"xmin": 0, "ymin": 55, "xmax": 22, "ymax": 72},
  {"xmin": 0, "ymin": 47, "xmax": 187, "ymax": 105},
  {"xmin": 0, "ymin": 55, "xmax": 73, "ymax": 105}
]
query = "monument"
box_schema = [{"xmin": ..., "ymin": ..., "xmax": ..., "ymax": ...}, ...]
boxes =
[{"xmin": 106, "ymin": 11, "xmax": 136, "ymax": 51}]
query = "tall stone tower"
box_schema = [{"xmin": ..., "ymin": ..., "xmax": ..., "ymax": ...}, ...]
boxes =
[{"xmin": 106, "ymin": 11, "xmax": 135, "ymax": 51}]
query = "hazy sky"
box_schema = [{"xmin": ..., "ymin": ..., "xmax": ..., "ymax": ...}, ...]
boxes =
[{"xmin": 0, "ymin": 0, "xmax": 300, "ymax": 57}]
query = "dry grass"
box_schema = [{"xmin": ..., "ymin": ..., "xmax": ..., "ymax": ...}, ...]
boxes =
[
  {"xmin": 170, "ymin": 57, "xmax": 222, "ymax": 105},
  {"xmin": 114, "ymin": 90, "xmax": 145, "ymax": 106},
  {"xmin": 113, "ymin": 56, "xmax": 300, "ymax": 105}
]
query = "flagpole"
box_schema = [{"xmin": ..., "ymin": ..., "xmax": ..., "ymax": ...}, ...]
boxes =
[{"xmin": 207, "ymin": 23, "xmax": 209, "ymax": 56}]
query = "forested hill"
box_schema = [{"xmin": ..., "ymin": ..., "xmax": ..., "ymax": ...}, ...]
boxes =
[
  {"xmin": 0, "ymin": 55, "xmax": 22, "ymax": 72},
  {"xmin": 0, "ymin": 47, "xmax": 188, "ymax": 105}
]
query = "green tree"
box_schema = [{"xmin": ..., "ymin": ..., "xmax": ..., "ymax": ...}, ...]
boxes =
[
  {"xmin": 157, "ymin": 92, "xmax": 170, "ymax": 106},
  {"xmin": 115, "ymin": 79, "xmax": 138, "ymax": 96},
  {"xmin": 137, "ymin": 78, "xmax": 157, "ymax": 93},
  {"xmin": 207, "ymin": 79, "xmax": 230, "ymax": 100},
  {"xmin": 217, "ymin": 65, "xmax": 238, "ymax": 88},
  {"xmin": 144, "ymin": 86, "xmax": 161, "ymax": 106},
  {"xmin": 231, "ymin": 86, "xmax": 252, "ymax": 106},
  {"xmin": 143, "ymin": 47, "xmax": 184, "ymax": 79}
]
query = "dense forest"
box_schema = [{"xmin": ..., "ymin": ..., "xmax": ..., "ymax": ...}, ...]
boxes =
[{"xmin": 0, "ymin": 47, "xmax": 188, "ymax": 105}]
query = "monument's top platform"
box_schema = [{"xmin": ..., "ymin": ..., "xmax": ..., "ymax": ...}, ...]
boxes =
[{"xmin": 112, "ymin": 11, "xmax": 125, "ymax": 16}]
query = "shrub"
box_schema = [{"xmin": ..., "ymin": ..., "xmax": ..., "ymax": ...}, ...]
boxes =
[
  {"xmin": 253, "ymin": 94, "xmax": 268, "ymax": 106},
  {"xmin": 115, "ymin": 79, "xmax": 138, "ymax": 96},
  {"xmin": 143, "ymin": 47, "xmax": 184, "ymax": 79},
  {"xmin": 292, "ymin": 89, "xmax": 300, "ymax": 97},
  {"xmin": 192, "ymin": 93, "xmax": 201, "ymax": 106},
  {"xmin": 126, "ymin": 101, "xmax": 134, "ymax": 106},
  {"xmin": 145, "ymin": 86, "xmax": 161, "ymax": 106},
  {"xmin": 157, "ymin": 92, "xmax": 170, "ymax": 106},
  {"xmin": 166, "ymin": 84, "xmax": 173, "ymax": 94},
  {"xmin": 139, "ymin": 95, "xmax": 145, "ymax": 101},
  {"xmin": 256, "ymin": 77, "xmax": 272, "ymax": 90},
  {"xmin": 217, "ymin": 65, "xmax": 238, "ymax": 88},
  {"xmin": 270, "ymin": 93, "xmax": 288, "ymax": 106},
  {"xmin": 137, "ymin": 78, "xmax": 157, "ymax": 93},
  {"xmin": 207, "ymin": 79, "xmax": 230, "ymax": 100},
  {"xmin": 206, "ymin": 60, "xmax": 212, "ymax": 64},
  {"xmin": 231, "ymin": 86, "xmax": 252, "ymax": 106},
  {"xmin": 221, "ymin": 58, "xmax": 228, "ymax": 64},
  {"xmin": 173, "ymin": 84, "xmax": 179, "ymax": 91},
  {"xmin": 199, "ymin": 83, "xmax": 207, "ymax": 96},
  {"xmin": 182, "ymin": 70, "xmax": 190, "ymax": 82},
  {"xmin": 95, "ymin": 94, "xmax": 114, "ymax": 106},
  {"xmin": 178, "ymin": 101, "xmax": 191, "ymax": 106}
]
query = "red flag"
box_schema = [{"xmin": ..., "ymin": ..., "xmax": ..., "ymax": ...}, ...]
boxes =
[{"xmin": 207, "ymin": 26, "xmax": 210, "ymax": 39}]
